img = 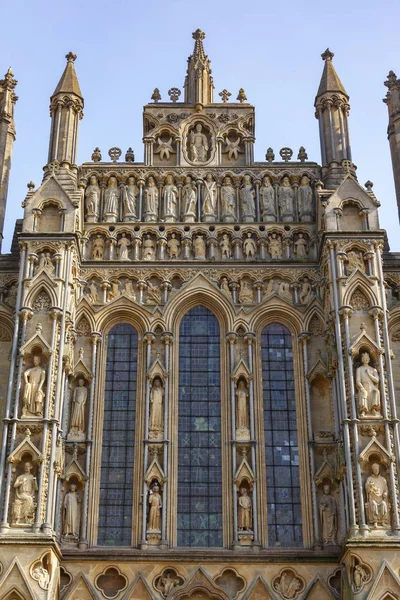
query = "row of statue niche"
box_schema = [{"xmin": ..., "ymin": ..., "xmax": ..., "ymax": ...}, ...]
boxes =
[
  {"xmin": 89, "ymin": 230, "xmax": 313, "ymax": 262},
  {"xmin": 84, "ymin": 277, "xmax": 163, "ymax": 306},
  {"xmin": 220, "ymin": 275, "xmax": 315, "ymax": 305},
  {"xmin": 85, "ymin": 174, "xmax": 314, "ymax": 224}
]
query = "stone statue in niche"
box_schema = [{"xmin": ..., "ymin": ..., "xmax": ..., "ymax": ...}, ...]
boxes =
[
  {"xmin": 346, "ymin": 250, "xmax": 365, "ymax": 274},
  {"xmin": 87, "ymin": 281, "xmax": 100, "ymax": 304},
  {"xmin": 158, "ymin": 572, "xmax": 181, "ymax": 596},
  {"xmin": 155, "ymin": 135, "xmax": 176, "ymax": 161},
  {"xmin": 189, "ymin": 123, "xmax": 209, "ymax": 163},
  {"xmin": 298, "ymin": 175, "xmax": 313, "ymax": 221},
  {"xmin": 182, "ymin": 176, "xmax": 197, "ymax": 222},
  {"xmin": 260, "ymin": 175, "xmax": 276, "ymax": 222},
  {"xmin": 5, "ymin": 283, "xmax": 17, "ymax": 308},
  {"xmin": 124, "ymin": 279, "xmax": 136, "ymax": 301},
  {"xmin": 38, "ymin": 252, "xmax": 55, "ymax": 275},
  {"xmin": 22, "ymin": 355, "xmax": 46, "ymax": 417},
  {"xmin": 12, "ymin": 461, "xmax": 38, "ymax": 524},
  {"xmin": 319, "ymin": 484, "xmax": 337, "ymax": 544},
  {"xmin": 109, "ymin": 280, "xmax": 120, "ymax": 301},
  {"xmin": 142, "ymin": 234, "xmax": 156, "ymax": 261},
  {"xmin": 365, "ymin": 463, "xmax": 389, "ymax": 528},
  {"xmin": 269, "ymin": 233, "xmax": 283, "ymax": 259},
  {"xmin": 31, "ymin": 565, "xmax": 50, "ymax": 590},
  {"xmin": 278, "ymin": 176, "xmax": 294, "ymax": 221},
  {"xmin": 194, "ymin": 235, "xmax": 206, "ymax": 260},
  {"xmin": 263, "ymin": 278, "xmax": 277, "ymax": 298},
  {"xmin": 353, "ymin": 564, "xmax": 369, "ymax": 592},
  {"xmin": 221, "ymin": 176, "xmax": 236, "ymax": 222},
  {"xmin": 279, "ymin": 281, "xmax": 292, "ymax": 302},
  {"xmin": 240, "ymin": 175, "xmax": 255, "ymax": 222},
  {"xmin": 220, "ymin": 234, "xmax": 231, "ymax": 259},
  {"xmin": 202, "ymin": 173, "xmax": 217, "ymax": 221},
  {"xmin": 220, "ymin": 277, "xmax": 231, "ymax": 297},
  {"xmin": 167, "ymin": 233, "xmax": 180, "ymax": 259},
  {"xmin": 238, "ymin": 487, "xmax": 252, "ymax": 530},
  {"xmin": 294, "ymin": 233, "xmax": 308, "ymax": 259},
  {"xmin": 123, "ymin": 177, "xmax": 138, "ymax": 221},
  {"xmin": 236, "ymin": 379, "xmax": 250, "ymax": 438},
  {"xmin": 243, "ymin": 233, "xmax": 257, "ymax": 259},
  {"xmin": 146, "ymin": 282, "xmax": 162, "ymax": 305},
  {"xmin": 144, "ymin": 176, "xmax": 159, "ymax": 222},
  {"xmin": 117, "ymin": 233, "xmax": 130, "ymax": 260},
  {"xmin": 355, "ymin": 352, "xmax": 381, "ymax": 417},
  {"xmin": 92, "ymin": 235, "xmax": 104, "ymax": 260},
  {"xmin": 147, "ymin": 483, "xmax": 162, "ymax": 531},
  {"xmin": 63, "ymin": 482, "xmax": 81, "ymax": 539},
  {"xmin": 149, "ymin": 377, "xmax": 164, "ymax": 439},
  {"xmin": 68, "ymin": 378, "xmax": 87, "ymax": 441},
  {"xmin": 103, "ymin": 176, "xmax": 119, "ymax": 222},
  {"xmin": 163, "ymin": 175, "xmax": 178, "ymax": 221},
  {"xmin": 224, "ymin": 135, "xmax": 243, "ymax": 161},
  {"xmin": 299, "ymin": 277, "xmax": 313, "ymax": 304},
  {"xmin": 85, "ymin": 175, "xmax": 100, "ymax": 222},
  {"xmin": 239, "ymin": 280, "xmax": 253, "ymax": 304}
]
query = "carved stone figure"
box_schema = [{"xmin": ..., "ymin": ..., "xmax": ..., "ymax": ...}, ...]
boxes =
[
  {"xmin": 319, "ymin": 484, "xmax": 337, "ymax": 544},
  {"xmin": 236, "ymin": 379, "xmax": 250, "ymax": 433},
  {"xmin": 273, "ymin": 571, "xmax": 303, "ymax": 599},
  {"xmin": 356, "ymin": 352, "xmax": 381, "ymax": 417},
  {"xmin": 220, "ymin": 234, "xmax": 231, "ymax": 259},
  {"xmin": 294, "ymin": 233, "xmax": 307, "ymax": 258},
  {"xmin": 238, "ymin": 487, "xmax": 252, "ymax": 530},
  {"xmin": 260, "ymin": 176, "xmax": 276, "ymax": 221},
  {"xmin": 12, "ymin": 461, "xmax": 38, "ymax": 524},
  {"xmin": 103, "ymin": 176, "xmax": 119, "ymax": 222},
  {"xmin": 189, "ymin": 123, "xmax": 209, "ymax": 163},
  {"xmin": 220, "ymin": 277, "xmax": 231, "ymax": 297},
  {"xmin": 194, "ymin": 235, "xmax": 206, "ymax": 260},
  {"xmin": 143, "ymin": 234, "xmax": 156, "ymax": 261},
  {"xmin": 85, "ymin": 175, "xmax": 100, "ymax": 222},
  {"xmin": 117, "ymin": 233, "xmax": 130, "ymax": 260},
  {"xmin": 278, "ymin": 176, "xmax": 294, "ymax": 221},
  {"xmin": 182, "ymin": 176, "xmax": 197, "ymax": 222},
  {"xmin": 63, "ymin": 482, "xmax": 81, "ymax": 538},
  {"xmin": 31, "ymin": 565, "xmax": 50, "ymax": 590},
  {"xmin": 149, "ymin": 377, "xmax": 164, "ymax": 438},
  {"xmin": 224, "ymin": 136, "xmax": 242, "ymax": 161},
  {"xmin": 239, "ymin": 280, "xmax": 253, "ymax": 304},
  {"xmin": 221, "ymin": 176, "xmax": 236, "ymax": 222},
  {"xmin": 167, "ymin": 233, "xmax": 180, "ymax": 259},
  {"xmin": 278, "ymin": 281, "xmax": 292, "ymax": 302},
  {"xmin": 155, "ymin": 136, "xmax": 175, "ymax": 160},
  {"xmin": 347, "ymin": 250, "xmax": 365, "ymax": 273},
  {"xmin": 163, "ymin": 175, "xmax": 178, "ymax": 220},
  {"xmin": 123, "ymin": 177, "xmax": 138, "ymax": 221},
  {"xmin": 240, "ymin": 175, "xmax": 255, "ymax": 221},
  {"xmin": 68, "ymin": 379, "xmax": 87, "ymax": 439},
  {"xmin": 5, "ymin": 283, "xmax": 17, "ymax": 308},
  {"xmin": 87, "ymin": 281, "xmax": 100, "ymax": 304},
  {"xmin": 299, "ymin": 277, "xmax": 313, "ymax": 304},
  {"xmin": 148, "ymin": 484, "xmax": 162, "ymax": 531},
  {"xmin": 269, "ymin": 233, "xmax": 283, "ymax": 259},
  {"xmin": 146, "ymin": 282, "xmax": 162, "ymax": 305},
  {"xmin": 263, "ymin": 278, "xmax": 277, "ymax": 298},
  {"xmin": 108, "ymin": 280, "xmax": 119, "ymax": 301},
  {"xmin": 243, "ymin": 233, "xmax": 257, "ymax": 259},
  {"xmin": 22, "ymin": 356, "xmax": 45, "ymax": 417},
  {"xmin": 353, "ymin": 564, "xmax": 369, "ymax": 592},
  {"xmin": 124, "ymin": 279, "xmax": 136, "ymax": 301},
  {"xmin": 92, "ymin": 235, "xmax": 104, "ymax": 260},
  {"xmin": 365, "ymin": 463, "xmax": 389, "ymax": 527},
  {"xmin": 298, "ymin": 175, "xmax": 313, "ymax": 221},
  {"xmin": 159, "ymin": 572, "xmax": 181, "ymax": 596},
  {"xmin": 144, "ymin": 176, "xmax": 159, "ymax": 221},
  {"xmin": 202, "ymin": 173, "xmax": 217, "ymax": 221}
]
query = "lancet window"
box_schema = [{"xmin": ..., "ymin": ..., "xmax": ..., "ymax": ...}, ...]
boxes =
[{"xmin": 98, "ymin": 323, "xmax": 138, "ymax": 546}]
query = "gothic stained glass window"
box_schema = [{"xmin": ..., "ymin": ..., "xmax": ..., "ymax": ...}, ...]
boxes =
[
  {"xmin": 98, "ymin": 324, "xmax": 138, "ymax": 546},
  {"xmin": 177, "ymin": 306, "xmax": 223, "ymax": 547},
  {"xmin": 261, "ymin": 323, "xmax": 302, "ymax": 547}
]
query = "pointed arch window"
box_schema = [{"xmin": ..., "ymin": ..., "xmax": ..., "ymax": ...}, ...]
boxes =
[
  {"xmin": 177, "ymin": 306, "xmax": 223, "ymax": 547},
  {"xmin": 98, "ymin": 323, "xmax": 138, "ymax": 546},
  {"xmin": 261, "ymin": 323, "xmax": 302, "ymax": 547}
]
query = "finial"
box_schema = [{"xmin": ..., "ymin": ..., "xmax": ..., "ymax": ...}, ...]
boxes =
[
  {"xmin": 65, "ymin": 51, "xmax": 77, "ymax": 63},
  {"xmin": 27, "ymin": 181, "xmax": 35, "ymax": 191},
  {"xmin": 265, "ymin": 147, "xmax": 275, "ymax": 162},
  {"xmin": 6, "ymin": 67, "xmax": 13, "ymax": 77},
  {"xmin": 321, "ymin": 48, "xmax": 334, "ymax": 62},
  {"xmin": 297, "ymin": 146, "xmax": 308, "ymax": 162},
  {"xmin": 108, "ymin": 147, "xmax": 121, "ymax": 162},
  {"xmin": 384, "ymin": 70, "xmax": 398, "ymax": 90},
  {"xmin": 125, "ymin": 147, "xmax": 135, "ymax": 163},
  {"xmin": 219, "ymin": 89, "xmax": 231, "ymax": 103},
  {"xmin": 342, "ymin": 159, "xmax": 352, "ymax": 174},
  {"xmin": 25, "ymin": 427, "xmax": 32, "ymax": 439},
  {"xmin": 279, "ymin": 147, "xmax": 293, "ymax": 162},
  {"xmin": 237, "ymin": 88, "xmax": 247, "ymax": 103},
  {"xmin": 91, "ymin": 147, "xmax": 102, "ymax": 162},
  {"xmin": 192, "ymin": 28, "xmax": 206, "ymax": 41},
  {"xmin": 79, "ymin": 347, "xmax": 84, "ymax": 360},
  {"xmin": 168, "ymin": 87, "xmax": 181, "ymax": 102},
  {"xmin": 151, "ymin": 88, "xmax": 161, "ymax": 103},
  {"xmin": 365, "ymin": 180, "xmax": 373, "ymax": 191}
]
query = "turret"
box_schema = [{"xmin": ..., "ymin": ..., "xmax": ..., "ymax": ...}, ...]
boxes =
[
  {"xmin": 315, "ymin": 49, "xmax": 352, "ymax": 185},
  {"xmin": 0, "ymin": 67, "xmax": 17, "ymax": 251},
  {"xmin": 384, "ymin": 70, "xmax": 400, "ymax": 222},
  {"xmin": 184, "ymin": 29, "xmax": 214, "ymax": 105},
  {"xmin": 48, "ymin": 52, "xmax": 83, "ymax": 165}
]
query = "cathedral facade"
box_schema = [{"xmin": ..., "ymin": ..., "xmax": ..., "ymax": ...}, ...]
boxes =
[{"xmin": 0, "ymin": 29, "xmax": 400, "ymax": 599}]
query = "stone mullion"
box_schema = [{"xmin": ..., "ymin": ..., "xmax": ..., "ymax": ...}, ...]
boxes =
[
  {"xmin": 245, "ymin": 331, "xmax": 259, "ymax": 547},
  {"xmin": 226, "ymin": 332, "xmax": 238, "ymax": 546},
  {"xmin": 161, "ymin": 331, "xmax": 173, "ymax": 548},
  {"xmin": 140, "ymin": 331, "xmax": 155, "ymax": 548}
]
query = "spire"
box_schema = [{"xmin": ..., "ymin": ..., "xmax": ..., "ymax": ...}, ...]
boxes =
[
  {"xmin": 316, "ymin": 49, "xmax": 348, "ymax": 98},
  {"xmin": 184, "ymin": 29, "xmax": 214, "ymax": 105},
  {"xmin": 383, "ymin": 69, "xmax": 400, "ymax": 222},
  {"xmin": 0, "ymin": 66, "xmax": 18, "ymax": 251},
  {"xmin": 314, "ymin": 49, "xmax": 352, "ymax": 184},
  {"xmin": 48, "ymin": 52, "xmax": 84, "ymax": 165}
]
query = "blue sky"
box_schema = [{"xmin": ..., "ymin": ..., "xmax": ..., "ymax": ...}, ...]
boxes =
[{"xmin": 1, "ymin": 0, "xmax": 399, "ymax": 250}]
